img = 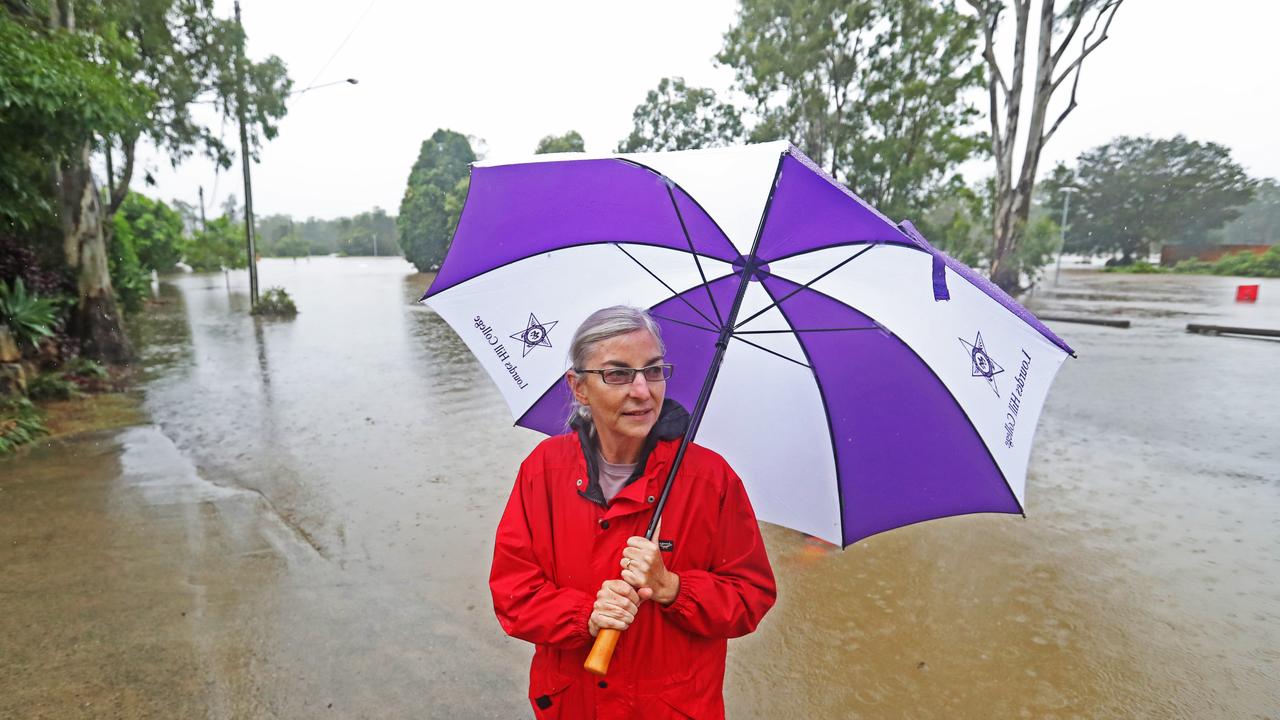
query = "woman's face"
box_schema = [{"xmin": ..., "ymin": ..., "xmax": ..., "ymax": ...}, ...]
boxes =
[{"xmin": 569, "ymin": 329, "xmax": 666, "ymax": 453}]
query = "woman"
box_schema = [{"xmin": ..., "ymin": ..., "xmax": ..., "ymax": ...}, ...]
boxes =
[{"xmin": 490, "ymin": 305, "xmax": 776, "ymax": 719}]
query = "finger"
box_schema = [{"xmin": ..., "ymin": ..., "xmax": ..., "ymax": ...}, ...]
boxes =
[
  {"xmin": 620, "ymin": 568, "xmax": 643, "ymax": 589},
  {"xmin": 602, "ymin": 595, "xmax": 638, "ymax": 616},
  {"xmin": 637, "ymin": 587, "xmax": 654, "ymax": 603},
  {"xmin": 626, "ymin": 535, "xmax": 656, "ymax": 550}
]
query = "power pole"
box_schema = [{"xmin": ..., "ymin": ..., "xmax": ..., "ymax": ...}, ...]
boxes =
[
  {"xmin": 234, "ymin": 1, "xmax": 259, "ymax": 309},
  {"xmin": 373, "ymin": 232, "xmax": 378, "ymax": 257},
  {"xmin": 198, "ymin": 185, "xmax": 207, "ymax": 232}
]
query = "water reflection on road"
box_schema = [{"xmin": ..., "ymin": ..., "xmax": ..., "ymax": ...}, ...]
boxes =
[{"xmin": 1, "ymin": 259, "xmax": 1275, "ymax": 718}]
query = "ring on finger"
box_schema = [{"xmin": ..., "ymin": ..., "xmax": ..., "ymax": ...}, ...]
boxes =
[{"xmin": 622, "ymin": 558, "xmax": 631, "ymax": 568}]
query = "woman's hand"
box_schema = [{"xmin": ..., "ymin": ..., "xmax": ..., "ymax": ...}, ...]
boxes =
[
  {"xmin": 589, "ymin": 579, "xmax": 644, "ymax": 637},
  {"xmin": 621, "ymin": 535, "xmax": 680, "ymax": 606}
]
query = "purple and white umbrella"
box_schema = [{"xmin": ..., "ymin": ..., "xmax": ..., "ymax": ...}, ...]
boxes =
[{"xmin": 423, "ymin": 142, "xmax": 1073, "ymax": 547}]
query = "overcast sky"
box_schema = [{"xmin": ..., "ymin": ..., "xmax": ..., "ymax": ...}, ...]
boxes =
[{"xmin": 139, "ymin": 1, "xmax": 1280, "ymax": 221}]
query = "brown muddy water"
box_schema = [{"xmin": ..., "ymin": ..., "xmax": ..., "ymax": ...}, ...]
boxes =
[{"xmin": 1, "ymin": 258, "xmax": 1276, "ymax": 719}]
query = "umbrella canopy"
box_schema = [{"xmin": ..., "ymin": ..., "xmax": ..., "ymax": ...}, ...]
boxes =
[{"xmin": 424, "ymin": 141, "xmax": 1073, "ymax": 547}]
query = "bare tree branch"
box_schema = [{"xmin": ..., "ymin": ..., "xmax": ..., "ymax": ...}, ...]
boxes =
[
  {"xmin": 1050, "ymin": 2, "xmax": 1088, "ymax": 65},
  {"xmin": 1051, "ymin": 0, "xmax": 1121, "ymax": 91},
  {"xmin": 1043, "ymin": 0, "xmax": 1121, "ymax": 146}
]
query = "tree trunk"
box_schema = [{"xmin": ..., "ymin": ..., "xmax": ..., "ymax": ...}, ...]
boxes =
[
  {"xmin": 54, "ymin": 145, "xmax": 132, "ymax": 364},
  {"xmin": 970, "ymin": 0, "xmax": 1123, "ymax": 293},
  {"xmin": 46, "ymin": 0, "xmax": 132, "ymax": 364}
]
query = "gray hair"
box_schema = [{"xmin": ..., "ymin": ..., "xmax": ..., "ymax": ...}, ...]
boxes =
[{"xmin": 567, "ymin": 305, "xmax": 666, "ymax": 430}]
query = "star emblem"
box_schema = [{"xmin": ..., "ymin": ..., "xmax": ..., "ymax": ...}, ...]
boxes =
[
  {"xmin": 510, "ymin": 313, "xmax": 558, "ymax": 357},
  {"xmin": 959, "ymin": 331, "xmax": 1004, "ymax": 396}
]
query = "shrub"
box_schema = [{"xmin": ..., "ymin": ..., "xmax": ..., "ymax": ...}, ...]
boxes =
[
  {"xmin": 252, "ymin": 286, "xmax": 298, "ymax": 317},
  {"xmin": 27, "ymin": 372, "xmax": 81, "ymax": 400},
  {"xmin": 0, "ymin": 278, "xmax": 60, "ymax": 349},
  {"xmin": 0, "ymin": 397, "xmax": 48, "ymax": 456}
]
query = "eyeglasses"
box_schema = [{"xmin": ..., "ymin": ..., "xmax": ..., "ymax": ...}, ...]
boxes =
[{"xmin": 574, "ymin": 364, "xmax": 674, "ymax": 385}]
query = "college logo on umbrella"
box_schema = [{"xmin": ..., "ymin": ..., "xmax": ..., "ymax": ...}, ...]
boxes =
[
  {"xmin": 960, "ymin": 331, "xmax": 1004, "ymax": 396},
  {"xmin": 510, "ymin": 313, "xmax": 558, "ymax": 357}
]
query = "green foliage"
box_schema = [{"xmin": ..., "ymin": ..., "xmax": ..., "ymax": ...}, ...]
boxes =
[
  {"xmin": 1214, "ymin": 178, "xmax": 1280, "ymax": 245},
  {"xmin": 26, "ymin": 372, "xmax": 81, "ymax": 401},
  {"xmin": 251, "ymin": 286, "xmax": 297, "ymax": 316},
  {"xmin": 1108, "ymin": 247, "xmax": 1280, "ymax": 277},
  {"xmin": 276, "ymin": 232, "xmax": 311, "ymax": 258},
  {"xmin": 107, "ymin": 221, "xmax": 149, "ymax": 312},
  {"xmin": 184, "ymin": 216, "xmax": 246, "ymax": 272},
  {"xmin": 63, "ymin": 356, "xmax": 109, "ymax": 381},
  {"xmin": 1046, "ymin": 136, "xmax": 1257, "ymax": 260},
  {"xmin": 0, "ymin": 278, "xmax": 60, "ymax": 349},
  {"xmin": 0, "ymin": 397, "xmax": 48, "ymax": 456},
  {"xmin": 1102, "ymin": 261, "xmax": 1164, "ymax": 274},
  {"xmin": 719, "ymin": 0, "xmax": 984, "ymax": 219},
  {"xmin": 0, "ymin": 12, "xmax": 149, "ymax": 232},
  {"xmin": 921, "ymin": 181, "xmax": 1060, "ymax": 286},
  {"xmin": 616, "ymin": 78, "xmax": 744, "ymax": 153},
  {"xmin": 397, "ymin": 129, "xmax": 476, "ymax": 271},
  {"xmin": 535, "ymin": 131, "xmax": 586, "ymax": 154},
  {"xmin": 112, "ymin": 193, "xmax": 185, "ymax": 271}
]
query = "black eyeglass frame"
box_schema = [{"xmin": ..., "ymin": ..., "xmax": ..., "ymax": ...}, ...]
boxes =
[{"xmin": 573, "ymin": 363, "xmax": 675, "ymax": 385}]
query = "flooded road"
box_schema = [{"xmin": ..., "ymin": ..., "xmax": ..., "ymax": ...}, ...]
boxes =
[{"xmin": 2, "ymin": 258, "xmax": 1276, "ymax": 718}]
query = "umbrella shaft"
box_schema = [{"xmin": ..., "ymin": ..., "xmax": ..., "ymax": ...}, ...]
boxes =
[{"xmin": 645, "ymin": 261, "xmax": 759, "ymax": 540}]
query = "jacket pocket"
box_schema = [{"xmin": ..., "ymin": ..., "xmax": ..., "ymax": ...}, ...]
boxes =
[
  {"xmin": 655, "ymin": 671, "xmax": 706, "ymax": 719},
  {"xmin": 529, "ymin": 668, "xmax": 574, "ymax": 720}
]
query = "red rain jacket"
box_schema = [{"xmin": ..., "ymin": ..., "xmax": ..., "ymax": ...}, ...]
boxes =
[{"xmin": 490, "ymin": 422, "xmax": 776, "ymax": 719}]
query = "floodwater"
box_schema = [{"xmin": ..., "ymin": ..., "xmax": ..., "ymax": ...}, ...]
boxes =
[{"xmin": 1, "ymin": 257, "xmax": 1276, "ymax": 719}]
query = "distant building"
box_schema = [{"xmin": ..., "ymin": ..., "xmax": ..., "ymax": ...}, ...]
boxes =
[{"xmin": 1160, "ymin": 244, "xmax": 1272, "ymax": 267}]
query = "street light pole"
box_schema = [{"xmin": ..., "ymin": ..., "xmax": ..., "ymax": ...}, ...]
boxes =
[
  {"xmin": 234, "ymin": 1, "xmax": 259, "ymax": 309},
  {"xmin": 1053, "ymin": 187, "xmax": 1077, "ymax": 287}
]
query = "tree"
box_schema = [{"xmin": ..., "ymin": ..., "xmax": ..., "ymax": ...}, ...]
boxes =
[
  {"xmin": 2, "ymin": 1, "xmax": 289, "ymax": 362},
  {"xmin": 1215, "ymin": 179, "xmax": 1280, "ymax": 246},
  {"xmin": 616, "ymin": 77, "xmax": 744, "ymax": 153},
  {"xmin": 535, "ymin": 130, "xmax": 585, "ymax": 154},
  {"xmin": 719, "ymin": 0, "xmax": 984, "ymax": 220},
  {"xmin": 397, "ymin": 129, "xmax": 476, "ymax": 271},
  {"xmin": 1045, "ymin": 136, "xmax": 1256, "ymax": 261},
  {"xmin": 966, "ymin": 0, "xmax": 1124, "ymax": 290},
  {"xmin": 112, "ymin": 193, "xmax": 185, "ymax": 272},
  {"xmin": 184, "ymin": 216, "xmax": 247, "ymax": 272}
]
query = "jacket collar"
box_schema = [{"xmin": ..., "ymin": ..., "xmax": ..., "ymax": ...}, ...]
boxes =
[{"xmin": 571, "ymin": 399, "xmax": 691, "ymax": 507}]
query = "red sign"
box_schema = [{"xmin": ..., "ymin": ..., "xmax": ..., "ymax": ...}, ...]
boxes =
[{"xmin": 1236, "ymin": 285, "xmax": 1259, "ymax": 302}]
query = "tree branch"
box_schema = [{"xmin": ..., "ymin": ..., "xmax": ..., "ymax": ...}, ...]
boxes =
[
  {"xmin": 1050, "ymin": 1, "xmax": 1088, "ymax": 65},
  {"xmin": 1051, "ymin": 0, "xmax": 1121, "ymax": 91},
  {"xmin": 108, "ymin": 135, "xmax": 137, "ymax": 214},
  {"xmin": 1043, "ymin": 0, "xmax": 1122, "ymax": 146}
]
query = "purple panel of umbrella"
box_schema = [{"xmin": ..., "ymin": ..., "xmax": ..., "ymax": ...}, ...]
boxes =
[
  {"xmin": 429, "ymin": 159, "xmax": 739, "ymax": 296},
  {"xmin": 760, "ymin": 274, "xmax": 1021, "ymax": 546}
]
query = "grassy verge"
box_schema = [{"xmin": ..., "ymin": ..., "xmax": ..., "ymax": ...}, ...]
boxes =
[{"xmin": 1104, "ymin": 246, "xmax": 1280, "ymax": 277}]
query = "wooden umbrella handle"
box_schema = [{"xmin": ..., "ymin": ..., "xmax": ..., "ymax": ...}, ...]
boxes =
[{"xmin": 583, "ymin": 628, "xmax": 621, "ymax": 675}]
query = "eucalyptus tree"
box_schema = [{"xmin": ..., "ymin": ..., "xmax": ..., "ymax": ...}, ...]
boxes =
[
  {"xmin": 1, "ymin": 0, "xmax": 289, "ymax": 360},
  {"xmin": 616, "ymin": 77, "xmax": 744, "ymax": 153},
  {"xmin": 966, "ymin": 0, "xmax": 1124, "ymax": 290},
  {"xmin": 535, "ymin": 130, "xmax": 586, "ymax": 154},
  {"xmin": 720, "ymin": 0, "xmax": 985, "ymax": 221}
]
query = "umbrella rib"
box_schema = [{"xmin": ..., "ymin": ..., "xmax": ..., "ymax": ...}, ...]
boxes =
[
  {"xmin": 666, "ymin": 184, "xmax": 724, "ymax": 327},
  {"xmin": 735, "ymin": 327, "xmax": 881, "ymax": 334},
  {"xmin": 730, "ymin": 335, "xmax": 811, "ymax": 369},
  {"xmin": 613, "ymin": 243, "xmax": 720, "ymax": 330},
  {"xmin": 650, "ymin": 313, "xmax": 718, "ymax": 333},
  {"xmin": 734, "ymin": 243, "xmax": 879, "ymax": 330}
]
